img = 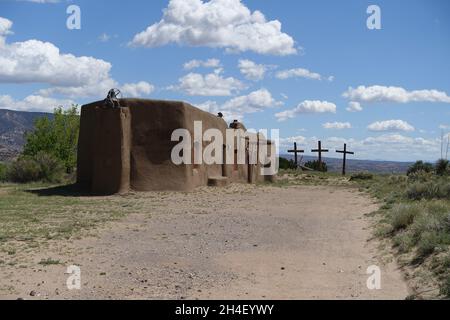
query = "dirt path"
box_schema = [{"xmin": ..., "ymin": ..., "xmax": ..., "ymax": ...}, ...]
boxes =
[{"xmin": 0, "ymin": 184, "xmax": 410, "ymax": 299}]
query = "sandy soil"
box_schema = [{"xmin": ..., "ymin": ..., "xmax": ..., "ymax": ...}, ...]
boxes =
[{"xmin": 0, "ymin": 184, "xmax": 410, "ymax": 299}]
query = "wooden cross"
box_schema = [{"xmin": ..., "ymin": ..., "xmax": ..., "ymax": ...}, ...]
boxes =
[
  {"xmin": 336, "ymin": 143, "xmax": 354, "ymax": 176},
  {"xmin": 311, "ymin": 141, "xmax": 328, "ymax": 171},
  {"xmin": 288, "ymin": 142, "xmax": 304, "ymax": 168}
]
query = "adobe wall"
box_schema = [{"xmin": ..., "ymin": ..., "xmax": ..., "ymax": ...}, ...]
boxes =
[{"xmin": 76, "ymin": 98, "xmax": 274, "ymax": 194}]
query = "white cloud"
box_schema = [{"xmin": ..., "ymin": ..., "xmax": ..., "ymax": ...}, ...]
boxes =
[
  {"xmin": 0, "ymin": 17, "xmax": 113, "ymax": 94},
  {"xmin": 343, "ymin": 85, "xmax": 450, "ymax": 104},
  {"xmin": 346, "ymin": 101, "xmax": 363, "ymax": 112},
  {"xmin": 121, "ymin": 81, "xmax": 155, "ymax": 97},
  {"xmin": 323, "ymin": 122, "xmax": 352, "ymax": 130},
  {"xmin": 0, "ymin": 17, "xmax": 152, "ymax": 100},
  {"xmin": 238, "ymin": 59, "xmax": 268, "ymax": 81},
  {"xmin": 275, "ymin": 100, "xmax": 337, "ymax": 122},
  {"xmin": 197, "ymin": 88, "xmax": 282, "ymax": 122},
  {"xmin": 0, "ymin": 39, "xmax": 112, "ymax": 87},
  {"xmin": 129, "ymin": 0, "xmax": 297, "ymax": 56},
  {"xmin": 0, "ymin": 94, "xmax": 74, "ymax": 112},
  {"xmin": 275, "ymin": 67, "xmax": 332, "ymax": 81},
  {"xmin": 173, "ymin": 70, "xmax": 245, "ymax": 96},
  {"xmin": 367, "ymin": 120, "xmax": 415, "ymax": 132},
  {"xmin": 0, "ymin": 17, "xmax": 13, "ymax": 45},
  {"xmin": 183, "ymin": 58, "xmax": 221, "ymax": 70}
]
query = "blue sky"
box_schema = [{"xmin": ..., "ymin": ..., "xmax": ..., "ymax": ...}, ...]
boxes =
[{"xmin": 1, "ymin": 0, "xmax": 450, "ymax": 161}]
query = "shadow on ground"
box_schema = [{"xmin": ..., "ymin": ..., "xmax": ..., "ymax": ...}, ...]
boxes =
[{"xmin": 26, "ymin": 184, "xmax": 96, "ymax": 197}]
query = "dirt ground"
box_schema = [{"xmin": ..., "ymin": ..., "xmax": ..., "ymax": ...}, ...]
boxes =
[{"xmin": 0, "ymin": 184, "xmax": 410, "ymax": 299}]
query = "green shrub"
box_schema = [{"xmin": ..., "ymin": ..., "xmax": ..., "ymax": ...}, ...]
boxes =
[
  {"xmin": 389, "ymin": 203, "xmax": 421, "ymax": 231},
  {"xmin": 407, "ymin": 170, "xmax": 434, "ymax": 183},
  {"xmin": 407, "ymin": 161, "xmax": 434, "ymax": 176},
  {"xmin": 417, "ymin": 231, "xmax": 440, "ymax": 257},
  {"xmin": 441, "ymin": 276, "xmax": 450, "ymax": 298},
  {"xmin": 388, "ymin": 175, "xmax": 407, "ymax": 184},
  {"xmin": 8, "ymin": 158, "xmax": 41, "ymax": 183},
  {"xmin": 393, "ymin": 231, "xmax": 415, "ymax": 252},
  {"xmin": 350, "ymin": 172, "xmax": 373, "ymax": 181},
  {"xmin": 304, "ymin": 160, "xmax": 327, "ymax": 172},
  {"xmin": 7, "ymin": 152, "xmax": 65, "ymax": 183},
  {"xmin": 407, "ymin": 181, "xmax": 450, "ymax": 200},
  {"xmin": 0, "ymin": 162, "xmax": 7, "ymax": 182},
  {"xmin": 279, "ymin": 157, "xmax": 297, "ymax": 170},
  {"xmin": 436, "ymin": 159, "xmax": 449, "ymax": 176}
]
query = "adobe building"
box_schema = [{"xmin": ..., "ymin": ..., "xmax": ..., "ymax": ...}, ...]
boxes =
[{"xmin": 76, "ymin": 98, "xmax": 276, "ymax": 195}]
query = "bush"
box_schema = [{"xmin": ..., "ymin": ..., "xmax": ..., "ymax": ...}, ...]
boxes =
[
  {"xmin": 279, "ymin": 157, "xmax": 297, "ymax": 170},
  {"xmin": 33, "ymin": 152, "xmax": 65, "ymax": 182},
  {"xmin": 417, "ymin": 231, "xmax": 443, "ymax": 257},
  {"xmin": 389, "ymin": 203, "xmax": 421, "ymax": 231},
  {"xmin": 0, "ymin": 162, "xmax": 7, "ymax": 182},
  {"xmin": 350, "ymin": 172, "xmax": 373, "ymax": 181},
  {"xmin": 407, "ymin": 181, "xmax": 450, "ymax": 200},
  {"xmin": 8, "ymin": 158, "xmax": 41, "ymax": 183},
  {"xmin": 7, "ymin": 152, "xmax": 65, "ymax": 183},
  {"xmin": 407, "ymin": 169, "xmax": 434, "ymax": 182},
  {"xmin": 436, "ymin": 159, "xmax": 449, "ymax": 176},
  {"xmin": 441, "ymin": 276, "xmax": 450, "ymax": 298},
  {"xmin": 304, "ymin": 160, "xmax": 327, "ymax": 172},
  {"xmin": 407, "ymin": 161, "xmax": 434, "ymax": 176}
]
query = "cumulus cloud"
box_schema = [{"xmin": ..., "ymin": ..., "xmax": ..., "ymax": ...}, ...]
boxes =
[
  {"xmin": 343, "ymin": 85, "xmax": 450, "ymax": 104},
  {"xmin": 275, "ymin": 67, "xmax": 332, "ymax": 81},
  {"xmin": 183, "ymin": 58, "xmax": 221, "ymax": 70},
  {"xmin": 129, "ymin": 0, "xmax": 297, "ymax": 56},
  {"xmin": 172, "ymin": 70, "xmax": 245, "ymax": 96},
  {"xmin": 0, "ymin": 17, "xmax": 153, "ymax": 101},
  {"xmin": 275, "ymin": 100, "xmax": 337, "ymax": 122},
  {"xmin": 367, "ymin": 120, "xmax": 415, "ymax": 132},
  {"xmin": 121, "ymin": 81, "xmax": 155, "ymax": 97},
  {"xmin": 0, "ymin": 16, "xmax": 115, "ymax": 98},
  {"xmin": 322, "ymin": 122, "xmax": 352, "ymax": 130},
  {"xmin": 0, "ymin": 94, "xmax": 74, "ymax": 112},
  {"xmin": 0, "ymin": 39, "xmax": 112, "ymax": 87},
  {"xmin": 346, "ymin": 101, "xmax": 363, "ymax": 112},
  {"xmin": 238, "ymin": 59, "xmax": 269, "ymax": 81},
  {"xmin": 197, "ymin": 88, "xmax": 282, "ymax": 122}
]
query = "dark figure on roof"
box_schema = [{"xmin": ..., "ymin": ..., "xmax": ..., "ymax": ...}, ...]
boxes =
[{"xmin": 104, "ymin": 88, "xmax": 122, "ymax": 109}]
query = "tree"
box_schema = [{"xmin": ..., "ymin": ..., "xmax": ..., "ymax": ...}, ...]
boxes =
[{"xmin": 23, "ymin": 105, "xmax": 80, "ymax": 173}]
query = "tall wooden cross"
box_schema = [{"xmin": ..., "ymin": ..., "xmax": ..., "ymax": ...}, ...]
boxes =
[
  {"xmin": 288, "ymin": 142, "xmax": 304, "ymax": 168},
  {"xmin": 311, "ymin": 141, "xmax": 328, "ymax": 170},
  {"xmin": 336, "ymin": 143, "xmax": 354, "ymax": 176}
]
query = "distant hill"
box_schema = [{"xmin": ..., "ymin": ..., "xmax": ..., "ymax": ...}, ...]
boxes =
[
  {"xmin": 280, "ymin": 154, "xmax": 413, "ymax": 174},
  {"xmin": 0, "ymin": 109, "xmax": 52, "ymax": 161}
]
